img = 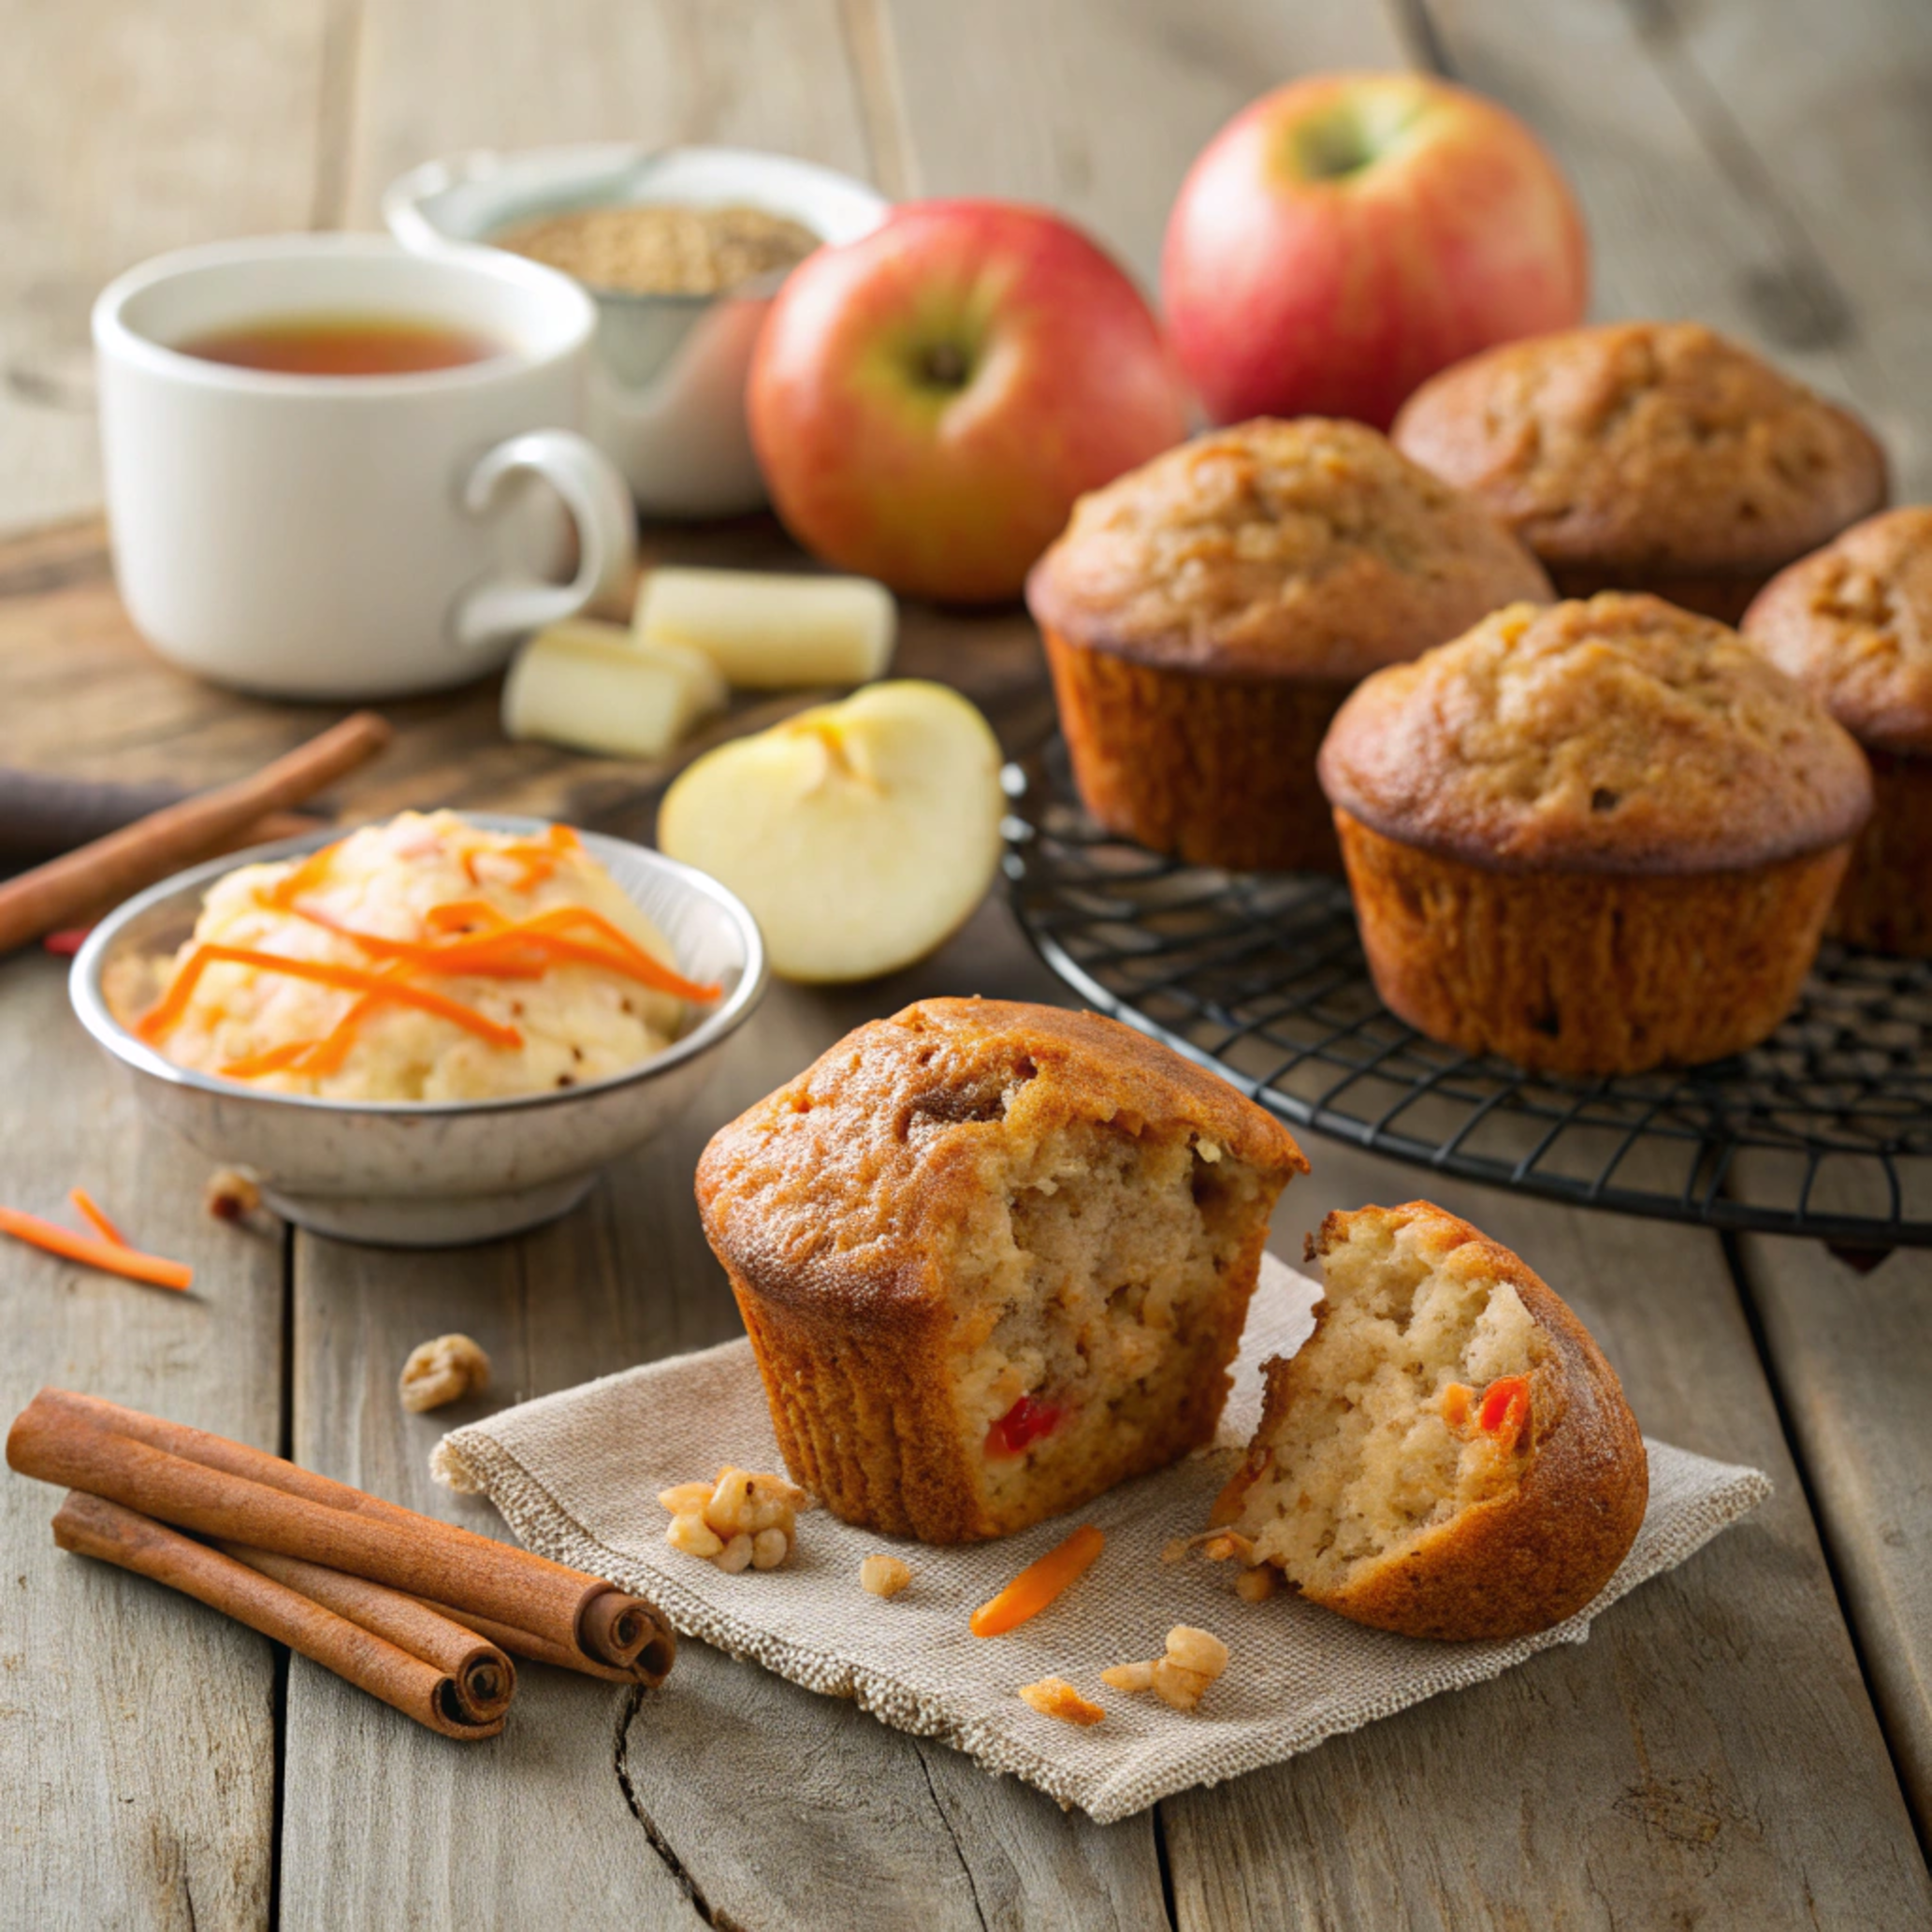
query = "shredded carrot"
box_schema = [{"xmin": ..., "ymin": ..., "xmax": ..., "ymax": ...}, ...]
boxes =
[
  {"xmin": 136, "ymin": 945, "xmax": 522, "ymax": 1051},
  {"xmin": 1477, "ymin": 1376, "xmax": 1531, "ymax": 1447},
  {"xmin": 265, "ymin": 840, "xmax": 345, "ymax": 909},
  {"xmin": 67, "ymin": 1187, "xmax": 129, "ymax": 1246},
  {"xmin": 218, "ymin": 1040, "xmax": 316, "ymax": 1080},
  {"xmin": 0, "ymin": 1205, "xmax": 191, "ymax": 1291},
  {"xmin": 970, "ymin": 1524, "xmax": 1105, "ymax": 1638}
]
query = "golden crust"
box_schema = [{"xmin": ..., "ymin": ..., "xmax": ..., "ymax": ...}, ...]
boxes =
[
  {"xmin": 1392, "ymin": 322, "xmax": 1888, "ymax": 582},
  {"xmin": 1317, "ymin": 594, "xmax": 1872, "ymax": 876},
  {"xmin": 1227, "ymin": 1202, "xmax": 1648, "ymax": 1643},
  {"xmin": 1740, "ymin": 507, "xmax": 1932, "ymax": 756},
  {"xmin": 1024, "ymin": 417, "xmax": 1551, "ymax": 681},
  {"xmin": 696, "ymin": 998, "xmax": 1308, "ymax": 1544},
  {"xmin": 1336, "ymin": 809, "xmax": 1847, "ymax": 1074}
]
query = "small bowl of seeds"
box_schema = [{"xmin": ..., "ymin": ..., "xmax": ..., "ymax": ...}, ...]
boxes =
[{"xmin": 384, "ymin": 145, "xmax": 889, "ymax": 517}]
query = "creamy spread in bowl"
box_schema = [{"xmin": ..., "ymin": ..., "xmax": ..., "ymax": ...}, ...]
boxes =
[{"xmin": 118, "ymin": 810, "xmax": 719, "ymax": 1104}]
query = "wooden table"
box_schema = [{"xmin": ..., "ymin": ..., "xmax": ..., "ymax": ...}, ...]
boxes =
[{"xmin": 5, "ymin": 3, "xmax": 1931, "ymax": 1925}]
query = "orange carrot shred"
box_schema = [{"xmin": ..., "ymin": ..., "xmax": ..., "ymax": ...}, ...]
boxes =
[
  {"xmin": 970, "ymin": 1524, "xmax": 1105, "ymax": 1637},
  {"xmin": 0, "ymin": 1205, "xmax": 191, "ymax": 1291},
  {"xmin": 218, "ymin": 1040, "xmax": 316, "ymax": 1080},
  {"xmin": 136, "ymin": 945, "xmax": 522, "ymax": 1052},
  {"xmin": 68, "ymin": 1187, "xmax": 128, "ymax": 1247},
  {"xmin": 1477, "ymin": 1376, "xmax": 1531, "ymax": 1446},
  {"xmin": 265, "ymin": 840, "xmax": 344, "ymax": 909}
]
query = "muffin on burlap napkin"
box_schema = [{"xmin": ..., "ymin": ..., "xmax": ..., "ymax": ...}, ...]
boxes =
[{"xmin": 433, "ymin": 1254, "xmax": 1769, "ymax": 1823}]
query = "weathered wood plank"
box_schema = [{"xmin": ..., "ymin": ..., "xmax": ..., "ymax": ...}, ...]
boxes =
[
  {"xmin": 1419, "ymin": 0, "xmax": 1929, "ymax": 492},
  {"xmin": 1737, "ymin": 1236, "xmax": 1932, "ymax": 1835},
  {"xmin": 1162, "ymin": 1140, "xmax": 1932, "ymax": 1929},
  {"xmin": 0, "ymin": 954, "xmax": 284, "ymax": 1930},
  {"xmin": 0, "ymin": 0, "xmax": 332, "ymax": 537}
]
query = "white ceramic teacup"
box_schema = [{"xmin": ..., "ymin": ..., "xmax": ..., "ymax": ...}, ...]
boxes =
[{"xmin": 93, "ymin": 234, "xmax": 637, "ymax": 700}]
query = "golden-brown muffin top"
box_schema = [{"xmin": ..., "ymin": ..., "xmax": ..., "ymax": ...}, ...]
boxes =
[
  {"xmin": 695, "ymin": 997, "xmax": 1306, "ymax": 1325},
  {"xmin": 1024, "ymin": 418, "xmax": 1551, "ymax": 679},
  {"xmin": 1741, "ymin": 507, "xmax": 1932, "ymax": 754},
  {"xmin": 1392, "ymin": 322, "xmax": 1888, "ymax": 578},
  {"xmin": 1318, "ymin": 593, "xmax": 1872, "ymax": 873}
]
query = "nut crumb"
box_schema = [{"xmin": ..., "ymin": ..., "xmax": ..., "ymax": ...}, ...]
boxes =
[
  {"xmin": 659, "ymin": 1467, "xmax": 803, "ymax": 1571},
  {"xmin": 1106, "ymin": 1626, "xmax": 1230, "ymax": 1715},
  {"xmin": 205, "ymin": 1168, "xmax": 262, "ymax": 1222},
  {"xmin": 860, "ymin": 1554, "xmax": 911, "ymax": 1599},
  {"xmin": 399, "ymin": 1333, "xmax": 490, "ymax": 1413},
  {"xmin": 1019, "ymin": 1678, "xmax": 1106, "ymax": 1727},
  {"xmin": 1234, "ymin": 1564, "xmax": 1279, "ymax": 1603}
]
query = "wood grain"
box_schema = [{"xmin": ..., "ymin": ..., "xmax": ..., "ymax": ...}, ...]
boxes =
[
  {"xmin": 0, "ymin": 0, "xmax": 332, "ymax": 537},
  {"xmin": 0, "ymin": 955, "xmax": 284, "ymax": 1930}
]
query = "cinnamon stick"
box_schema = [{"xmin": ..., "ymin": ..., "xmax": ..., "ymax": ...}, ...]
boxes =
[
  {"xmin": 0, "ymin": 711, "xmax": 390, "ymax": 954},
  {"xmin": 7, "ymin": 1388, "xmax": 673, "ymax": 1683},
  {"xmin": 220, "ymin": 1543, "xmax": 515, "ymax": 1724},
  {"xmin": 52, "ymin": 1492, "xmax": 505, "ymax": 1740},
  {"xmin": 408, "ymin": 1596, "xmax": 641, "ymax": 1685}
]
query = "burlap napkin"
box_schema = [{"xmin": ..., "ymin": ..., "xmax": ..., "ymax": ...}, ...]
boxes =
[{"xmin": 434, "ymin": 1255, "xmax": 1769, "ymax": 1823}]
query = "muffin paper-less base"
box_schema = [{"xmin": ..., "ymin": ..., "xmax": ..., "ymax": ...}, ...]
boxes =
[{"xmin": 433, "ymin": 1255, "xmax": 1770, "ymax": 1823}]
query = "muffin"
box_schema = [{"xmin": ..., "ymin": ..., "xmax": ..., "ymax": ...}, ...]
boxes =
[
  {"xmin": 695, "ymin": 997, "xmax": 1307, "ymax": 1544},
  {"xmin": 1392, "ymin": 322, "xmax": 1888, "ymax": 623},
  {"xmin": 1212, "ymin": 1202, "xmax": 1648, "ymax": 1642},
  {"xmin": 1742, "ymin": 507, "xmax": 1932, "ymax": 953},
  {"xmin": 1318, "ymin": 594, "xmax": 1873, "ymax": 1075},
  {"xmin": 1024, "ymin": 418, "xmax": 1552, "ymax": 874}
]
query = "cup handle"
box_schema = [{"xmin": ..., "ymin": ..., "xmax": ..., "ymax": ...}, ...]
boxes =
[{"xmin": 451, "ymin": 429, "xmax": 636, "ymax": 652}]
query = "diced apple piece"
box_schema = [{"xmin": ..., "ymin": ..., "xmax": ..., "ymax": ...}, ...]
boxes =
[
  {"xmin": 502, "ymin": 618, "xmax": 726, "ymax": 760},
  {"xmin": 635, "ymin": 567, "xmax": 896, "ymax": 690},
  {"xmin": 657, "ymin": 680, "xmax": 1004, "ymax": 983}
]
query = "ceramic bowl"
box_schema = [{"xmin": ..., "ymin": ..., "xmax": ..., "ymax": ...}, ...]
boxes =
[
  {"xmin": 383, "ymin": 144, "xmax": 890, "ymax": 518},
  {"xmin": 68, "ymin": 816, "xmax": 767, "ymax": 1247}
]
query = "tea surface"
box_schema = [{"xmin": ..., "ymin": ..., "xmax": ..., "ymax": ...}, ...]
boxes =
[{"xmin": 173, "ymin": 312, "xmax": 505, "ymax": 376}]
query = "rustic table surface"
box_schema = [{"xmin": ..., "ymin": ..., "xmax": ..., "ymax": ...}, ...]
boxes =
[{"xmin": 4, "ymin": 2, "xmax": 1931, "ymax": 1927}]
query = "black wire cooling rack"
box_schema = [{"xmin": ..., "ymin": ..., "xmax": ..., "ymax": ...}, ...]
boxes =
[{"xmin": 1002, "ymin": 740, "xmax": 1932, "ymax": 1248}]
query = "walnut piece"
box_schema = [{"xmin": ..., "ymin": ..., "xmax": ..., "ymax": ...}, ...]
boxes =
[
  {"xmin": 1019, "ymin": 1678, "xmax": 1106, "ymax": 1727},
  {"xmin": 398, "ymin": 1333, "xmax": 490, "ymax": 1413},
  {"xmin": 1106, "ymin": 1625, "xmax": 1231, "ymax": 1715},
  {"xmin": 660, "ymin": 1467, "xmax": 806, "ymax": 1572},
  {"xmin": 860, "ymin": 1554, "xmax": 911, "ymax": 1599},
  {"xmin": 204, "ymin": 1168, "xmax": 262, "ymax": 1222}
]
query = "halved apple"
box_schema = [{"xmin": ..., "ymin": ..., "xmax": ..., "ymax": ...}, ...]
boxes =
[{"xmin": 657, "ymin": 681, "xmax": 1005, "ymax": 982}]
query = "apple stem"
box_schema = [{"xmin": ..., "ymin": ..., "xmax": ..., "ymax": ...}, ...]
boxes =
[{"xmin": 922, "ymin": 341, "xmax": 969, "ymax": 389}]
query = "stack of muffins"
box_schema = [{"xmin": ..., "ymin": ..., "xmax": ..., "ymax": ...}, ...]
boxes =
[{"xmin": 1027, "ymin": 320, "xmax": 1911, "ymax": 1077}]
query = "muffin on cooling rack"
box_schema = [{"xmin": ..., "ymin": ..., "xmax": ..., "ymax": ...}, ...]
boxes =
[
  {"xmin": 1024, "ymin": 417, "xmax": 1551, "ymax": 875},
  {"xmin": 1742, "ymin": 507, "xmax": 1932, "ymax": 955},
  {"xmin": 695, "ymin": 997, "xmax": 1307, "ymax": 1544},
  {"xmin": 1318, "ymin": 593, "xmax": 1873, "ymax": 1076},
  {"xmin": 1392, "ymin": 322, "xmax": 1888, "ymax": 623},
  {"xmin": 1213, "ymin": 1201, "xmax": 1647, "ymax": 1642}
]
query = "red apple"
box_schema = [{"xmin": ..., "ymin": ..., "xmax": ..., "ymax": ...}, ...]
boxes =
[
  {"xmin": 749, "ymin": 200, "xmax": 1189, "ymax": 603},
  {"xmin": 1162, "ymin": 72, "xmax": 1589, "ymax": 429}
]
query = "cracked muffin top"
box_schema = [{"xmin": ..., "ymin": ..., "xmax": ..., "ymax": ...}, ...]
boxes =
[
  {"xmin": 1024, "ymin": 417, "xmax": 1551, "ymax": 680},
  {"xmin": 694, "ymin": 997, "xmax": 1306, "ymax": 1325},
  {"xmin": 1741, "ymin": 507, "xmax": 1932, "ymax": 754},
  {"xmin": 1317, "ymin": 593, "xmax": 1872, "ymax": 874},
  {"xmin": 1391, "ymin": 322, "xmax": 1888, "ymax": 579}
]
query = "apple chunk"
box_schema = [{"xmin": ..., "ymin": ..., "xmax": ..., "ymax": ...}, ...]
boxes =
[{"xmin": 658, "ymin": 681, "xmax": 1005, "ymax": 982}]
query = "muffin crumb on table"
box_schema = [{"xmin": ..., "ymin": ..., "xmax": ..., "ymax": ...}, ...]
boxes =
[
  {"xmin": 659, "ymin": 1468, "xmax": 806, "ymax": 1571},
  {"xmin": 1018, "ymin": 1678, "xmax": 1107, "ymax": 1727},
  {"xmin": 860, "ymin": 1554, "xmax": 912, "ymax": 1599},
  {"xmin": 1102, "ymin": 1627, "xmax": 1231, "ymax": 1713}
]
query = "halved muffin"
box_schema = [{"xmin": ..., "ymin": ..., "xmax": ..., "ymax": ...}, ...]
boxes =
[
  {"xmin": 1318, "ymin": 593, "xmax": 1873, "ymax": 1074},
  {"xmin": 695, "ymin": 997, "xmax": 1308, "ymax": 1543},
  {"xmin": 1392, "ymin": 322, "xmax": 1888, "ymax": 622},
  {"xmin": 1213, "ymin": 1202, "xmax": 1647, "ymax": 1642},
  {"xmin": 1025, "ymin": 418, "xmax": 1551, "ymax": 873},
  {"xmin": 1741, "ymin": 507, "xmax": 1932, "ymax": 954}
]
